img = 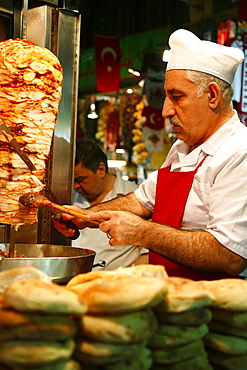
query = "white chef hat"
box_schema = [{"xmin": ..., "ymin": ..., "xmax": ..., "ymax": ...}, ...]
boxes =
[{"xmin": 166, "ymin": 29, "xmax": 244, "ymax": 85}]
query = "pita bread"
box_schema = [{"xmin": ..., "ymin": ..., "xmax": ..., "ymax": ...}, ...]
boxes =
[
  {"xmin": 0, "ymin": 312, "xmax": 77, "ymax": 341},
  {"xmin": 97, "ymin": 346, "xmax": 153, "ymax": 370},
  {"xmin": 210, "ymin": 307, "xmax": 247, "ymax": 329},
  {"xmin": 0, "ymin": 267, "xmax": 51, "ymax": 294},
  {"xmin": 80, "ymin": 308, "xmax": 157, "ymax": 344},
  {"xmin": 155, "ymin": 308, "xmax": 212, "ymax": 326},
  {"xmin": 207, "ymin": 348, "xmax": 247, "ymax": 370},
  {"xmin": 3, "ymin": 279, "xmax": 87, "ymax": 315},
  {"xmin": 204, "ymin": 332, "xmax": 247, "ymax": 355},
  {"xmin": 67, "ymin": 264, "xmax": 168, "ymax": 289},
  {"xmin": 74, "ymin": 338, "xmax": 145, "ymax": 365},
  {"xmin": 151, "ymin": 339, "xmax": 206, "ymax": 365},
  {"xmin": 209, "ymin": 320, "xmax": 247, "ymax": 339},
  {"xmin": 68, "ymin": 275, "xmax": 166, "ymax": 314},
  {"xmin": 10, "ymin": 359, "xmax": 82, "ymax": 370},
  {"xmin": 153, "ymin": 353, "xmax": 213, "ymax": 370},
  {"xmin": 155, "ymin": 277, "xmax": 214, "ymax": 313},
  {"xmin": 201, "ymin": 279, "xmax": 247, "ymax": 311},
  {"xmin": 0, "ymin": 338, "xmax": 75, "ymax": 367},
  {"xmin": 149, "ymin": 323, "xmax": 209, "ymax": 348}
]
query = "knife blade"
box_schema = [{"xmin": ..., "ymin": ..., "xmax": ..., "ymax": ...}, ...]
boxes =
[{"xmin": 0, "ymin": 119, "xmax": 36, "ymax": 171}]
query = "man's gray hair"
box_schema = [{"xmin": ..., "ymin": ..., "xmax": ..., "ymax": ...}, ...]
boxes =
[{"xmin": 186, "ymin": 70, "xmax": 234, "ymax": 107}]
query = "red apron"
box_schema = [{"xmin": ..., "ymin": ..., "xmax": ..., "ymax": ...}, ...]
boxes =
[{"xmin": 150, "ymin": 156, "xmax": 238, "ymax": 280}]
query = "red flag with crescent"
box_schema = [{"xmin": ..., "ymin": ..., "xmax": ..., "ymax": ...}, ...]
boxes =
[{"xmin": 94, "ymin": 35, "xmax": 120, "ymax": 92}]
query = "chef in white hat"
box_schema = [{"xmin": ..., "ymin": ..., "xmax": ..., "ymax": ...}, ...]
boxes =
[{"xmin": 55, "ymin": 29, "xmax": 247, "ymax": 280}]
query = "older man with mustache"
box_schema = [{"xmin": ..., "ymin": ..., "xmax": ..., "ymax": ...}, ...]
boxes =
[{"xmin": 54, "ymin": 29, "xmax": 247, "ymax": 280}]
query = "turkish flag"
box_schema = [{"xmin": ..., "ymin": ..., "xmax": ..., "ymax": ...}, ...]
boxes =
[{"xmin": 94, "ymin": 35, "xmax": 120, "ymax": 92}]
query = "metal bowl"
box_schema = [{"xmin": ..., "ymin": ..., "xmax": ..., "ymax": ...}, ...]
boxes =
[{"xmin": 0, "ymin": 243, "xmax": 97, "ymax": 283}]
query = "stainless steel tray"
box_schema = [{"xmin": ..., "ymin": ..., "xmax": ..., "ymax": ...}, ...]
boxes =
[{"xmin": 0, "ymin": 243, "xmax": 97, "ymax": 283}]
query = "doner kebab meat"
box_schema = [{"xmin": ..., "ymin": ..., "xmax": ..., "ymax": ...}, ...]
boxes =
[{"xmin": 0, "ymin": 38, "xmax": 63, "ymax": 228}]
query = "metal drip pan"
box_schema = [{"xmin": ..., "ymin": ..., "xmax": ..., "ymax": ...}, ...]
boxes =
[{"xmin": 0, "ymin": 243, "xmax": 98, "ymax": 283}]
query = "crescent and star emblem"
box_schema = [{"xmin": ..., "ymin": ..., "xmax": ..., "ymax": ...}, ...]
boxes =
[
  {"xmin": 101, "ymin": 47, "xmax": 117, "ymax": 72},
  {"xmin": 150, "ymin": 113, "xmax": 157, "ymax": 124}
]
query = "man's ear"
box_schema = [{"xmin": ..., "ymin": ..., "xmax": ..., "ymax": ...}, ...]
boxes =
[
  {"xmin": 207, "ymin": 82, "xmax": 221, "ymax": 109},
  {"xmin": 97, "ymin": 162, "xmax": 106, "ymax": 178}
]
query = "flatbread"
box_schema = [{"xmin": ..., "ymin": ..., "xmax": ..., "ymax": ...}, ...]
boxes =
[
  {"xmin": 149, "ymin": 323, "xmax": 209, "ymax": 348},
  {"xmin": 155, "ymin": 308, "xmax": 212, "ymax": 326},
  {"xmin": 11, "ymin": 359, "xmax": 82, "ymax": 370},
  {"xmin": 98, "ymin": 346, "xmax": 153, "ymax": 370},
  {"xmin": 3, "ymin": 279, "xmax": 87, "ymax": 315},
  {"xmin": 68, "ymin": 275, "xmax": 166, "ymax": 314},
  {"xmin": 204, "ymin": 332, "xmax": 247, "ymax": 355},
  {"xmin": 153, "ymin": 353, "xmax": 213, "ymax": 370},
  {"xmin": 201, "ymin": 279, "xmax": 247, "ymax": 311},
  {"xmin": 0, "ymin": 311, "xmax": 77, "ymax": 341},
  {"xmin": 80, "ymin": 308, "xmax": 157, "ymax": 343},
  {"xmin": 207, "ymin": 348, "xmax": 247, "ymax": 370},
  {"xmin": 0, "ymin": 267, "xmax": 51, "ymax": 294},
  {"xmin": 151, "ymin": 339, "xmax": 206, "ymax": 365},
  {"xmin": 67, "ymin": 264, "xmax": 168, "ymax": 289},
  {"xmin": 210, "ymin": 307, "xmax": 247, "ymax": 329},
  {"xmin": 156, "ymin": 277, "xmax": 214, "ymax": 313},
  {"xmin": 0, "ymin": 339, "xmax": 75, "ymax": 367},
  {"xmin": 209, "ymin": 319, "xmax": 247, "ymax": 339},
  {"xmin": 74, "ymin": 339, "xmax": 145, "ymax": 366}
]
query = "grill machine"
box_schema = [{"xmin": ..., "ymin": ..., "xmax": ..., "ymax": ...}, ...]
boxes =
[
  {"xmin": 0, "ymin": 0, "xmax": 81, "ymax": 247},
  {"xmin": 0, "ymin": 1, "xmax": 99, "ymax": 282}
]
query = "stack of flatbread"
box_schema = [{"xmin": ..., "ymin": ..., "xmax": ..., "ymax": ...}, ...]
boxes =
[
  {"xmin": 201, "ymin": 279, "xmax": 247, "ymax": 370},
  {"xmin": 0, "ymin": 267, "xmax": 87, "ymax": 369},
  {"xmin": 66, "ymin": 264, "xmax": 168, "ymax": 369},
  {"xmin": 150, "ymin": 277, "xmax": 214, "ymax": 369}
]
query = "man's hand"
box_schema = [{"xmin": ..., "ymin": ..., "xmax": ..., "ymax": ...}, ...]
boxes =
[
  {"xmin": 87, "ymin": 210, "xmax": 148, "ymax": 246},
  {"xmin": 52, "ymin": 205, "xmax": 97, "ymax": 238}
]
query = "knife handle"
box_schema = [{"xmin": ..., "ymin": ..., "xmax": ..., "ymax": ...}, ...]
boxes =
[{"xmin": 53, "ymin": 211, "xmax": 80, "ymax": 240}]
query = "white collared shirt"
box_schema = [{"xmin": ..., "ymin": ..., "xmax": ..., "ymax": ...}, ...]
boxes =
[
  {"xmin": 73, "ymin": 168, "xmax": 148, "ymax": 270},
  {"xmin": 135, "ymin": 112, "xmax": 247, "ymax": 274}
]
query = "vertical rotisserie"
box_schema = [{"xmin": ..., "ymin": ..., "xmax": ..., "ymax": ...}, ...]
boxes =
[{"xmin": 0, "ymin": 38, "xmax": 63, "ymax": 227}]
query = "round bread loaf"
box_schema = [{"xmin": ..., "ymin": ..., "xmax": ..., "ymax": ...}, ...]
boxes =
[
  {"xmin": 80, "ymin": 308, "xmax": 157, "ymax": 344},
  {"xmin": 207, "ymin": 348, "xmax": 247, "ymax": 369},
  {"xmin": 67, "ymin": 264, "xmax": 168, "ymax": 289},
  {"xmin": 149, "ymin": 323, "xmax": 209, "ymax": 348},
  {"xmin": 156, "ymin": 277, "xmax": 215, "ymax": 313},
  {"xmin": 3, "ymin": 279, "xmax": 87, "ymax": 315},
  {"xmin": 152, "ymin": 353, "xmax": 212, "ymax": 370},
  {"xmin": 204, "ymin": 332, "xmax": 247, "ymax": 355},
  {"xmin": 74, "ymin": 339, "xmax": 145, "ymax": 366},
  {"xmin": 209, "ymin": 319, "xmax": 247, "ymax": 339},
  {"xmin": 151, "ymin": 339, "xmax": 206, "ymax": 365},
  {"xmin": 100, "ymin": 346, "xmax": 153, "ymax": 370},
  {"xmin": 201, "ymin": 279, "xmax": 247, "ymax": 311},
  {"xmin": 0, "ymin": 266, "xmax": 51, "ymax": 294},
  {"xmin": 68, "ymin": 274, "xmax": 166, "ymax": 314},
  {"xmin": 155, "ymin": 308, "xmax": 212, "ymax": 326},
  {"xmin": 0, "ymin": 338, "xmax": 74, "ymax": 367},
  {"xmin": 210, "ymin": 307, "xmax": 247, "ymax": 329},
  {"xmin": 0, "ymin": 311, "xmax": 77, "ymax": 341},
  {"xmin": 10, "ymin": 359, "xmax": 82, "ymax": 370}
]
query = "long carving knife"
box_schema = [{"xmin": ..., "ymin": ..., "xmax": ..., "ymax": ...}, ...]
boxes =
[{"xmin": 0, "ymin": 119, "xmax": 36, "ymax": 171}]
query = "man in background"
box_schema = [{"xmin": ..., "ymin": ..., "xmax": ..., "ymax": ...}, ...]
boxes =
[{"xmin": 54, "ymin": 139, "xmax": 148, "ymax": 270}]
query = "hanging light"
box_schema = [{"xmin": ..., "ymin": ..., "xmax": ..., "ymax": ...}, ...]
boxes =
[
  {"xmin": 128, "ymin": 68, "xmax": 141, "ymax": 76},
  {"xmin": 87, "ymin": 103, "xmax": 98, "ymax": 119},
  {"xmin": 108, "ymin": 159, "xmax": 127, "ymax": 168}
]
